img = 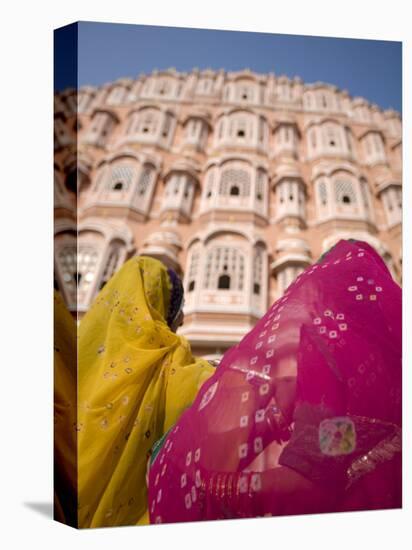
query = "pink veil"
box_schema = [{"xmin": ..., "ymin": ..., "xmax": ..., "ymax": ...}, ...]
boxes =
[{"xmin": 148, "ymin": 240, "xmax": 402, "ymax": 523}]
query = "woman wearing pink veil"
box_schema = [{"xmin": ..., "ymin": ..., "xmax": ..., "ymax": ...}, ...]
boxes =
[{"xmin": 148, "ymin": 239, "xmax": 402, "ymax": 524}]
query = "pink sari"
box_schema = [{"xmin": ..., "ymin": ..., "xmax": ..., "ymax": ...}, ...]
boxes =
[{"xmin": 148, "ymin": 240, "xmax": 402, "ymax": 524}]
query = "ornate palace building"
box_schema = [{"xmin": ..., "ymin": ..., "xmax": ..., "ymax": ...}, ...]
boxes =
[{"xmin": 54, "ymin": 68, "xmax": 402, "ymax": 358}]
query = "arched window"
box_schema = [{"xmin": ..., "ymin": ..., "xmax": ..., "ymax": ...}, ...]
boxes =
[
  {"xmin": 77, "ymin": 245, "xmax": 101, "ymax": 295},
  {"xmin": 218, "ymin": 274, "xmax": 231, "ymax": 289},
  {"xmin": 219, "ymin": 168, "xmax": 251, "ymax": 197},
  {"xmin": 204, "ymin": 169, "xmax": 215, "ymax": 199},
  {"xmin": 204, "ymin": 247, "xmax": 245, "ymax": 291},
  {"xmin": 256, "ymin": 169, "xmax": 265, "ymax": 201},
  {"xmin": 107, "ymin": 164, "xmax": 135, "ymax": 192},
  {"xmin": 57, "ymin": 245, "xmax": 77, "ymax": 301},
  {"xmin": 318, "ymin": 180, "xmax": 328, "ymax": 206},
  {"xmin": 335, "ymin": 180, "xmax": 356, "ymax": 205},
  {"xmin": 135, "ymin": 109, "xmax": 160, "ymax": 135},
  {"xmin": 98, "ymin": 247, "xmax": 120, "ymax": 290},
  {"xmin": 253, "ymin": 248, "xmax": 264, "ymax": 295},
  {"xmin": 136, "ymin": 165, "xmax": 155, "ymax": 196},
  {"xmin": 187, "ymin": 248, "xmax": 200, "ymax": 292}
]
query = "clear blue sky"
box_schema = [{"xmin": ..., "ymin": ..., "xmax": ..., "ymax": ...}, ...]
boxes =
[{"xmin": 55, "ymin": 21, "xmax": 402, "ymax": 112}]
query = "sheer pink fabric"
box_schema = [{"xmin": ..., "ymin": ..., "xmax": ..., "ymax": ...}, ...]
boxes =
[{"xmin": 148, "ymin": 240, "xmax": 402, "ymax": 524}]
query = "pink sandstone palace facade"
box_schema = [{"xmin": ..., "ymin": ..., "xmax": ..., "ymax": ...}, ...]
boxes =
[{"xmin": 54, "ymin": 68, "xmax": 402, "ymax": 358}]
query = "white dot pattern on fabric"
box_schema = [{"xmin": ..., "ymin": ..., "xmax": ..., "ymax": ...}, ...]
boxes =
[
  {"xmin": 254, "ymin": 437, "xmax": 263, "ymax": 453},
  {"xmin": 155, "ymin": 473, "xmax": 160, "ymax": 486},
  {"xmin": 376, "ymin": 286, "xmax": 382, "ymax": 292},
  {"xmin": 262, "ymin": 364, "xmax": 271, "ymax": 375},
  {"xmin": 356, "ymin": 294, "xmax": 363, "ymax": 301},
  {"xmin": 336, "ymin": 313, "xmax": 344, "ymax": 320},
  {"xmin": 259, "ymin": 383, "xmax": 269, "ymax": 396},
  {"xmin": 271, "ymin": 323, "xmax": 279, "ymax": 331},
  {"xmin": 155, "ymin": 516, "xmax": 162, "ymax": 524},
  {"xmin": 239, "ymin": 476, "xmax": 248, "ymax": 494},
  {"xmin": 181, "ymin": 473, "xmax": 187, "ymax": 488},
  {"xmin": 241, "ymin": 391, "xmax": 249, "ymax": 402},
  {"xmin": 329, "ymin": 331, "xmax": 337, "ymax": 339},
  {"xmin": 151, "ymin": 501, "xmax": 155, "ymax": 513},
  {"xmin": 255, "ymin": 409, "xmax": 265, "ymax": 423},
  {"xmin": 246, "ymin": 371, "xmax": 254, "ymax": 381},
  {"xmin": 266, "ymin": 349, "xmax": 274, "ymax": 358},
  {"xmin": 161, "ymin": 464, "xmax": 167, "ymax": 476},
  {"xmin": 319, "ymin": 326, "xmax": 326, "ymax": 334},
  {"xmin": 250, "ymin": 356, "xmax": 258, "ymax": 365},
  {"xmin": 195, "ymin": 470, "xmax": 201, "ymax": 488},
  {"xmin": 185, "ymin": 493, "xmax": 192, "ymax": 509},
  {"xmin": 191, "ymin": 486, "xmax": 197, "ymax": 503},
  {"xmin": 251, "ymin": 473, "xmax": 262, "ymax": 492},
  {"xmin": 348, "ymin": 286, "xmax": 357, "ymax": 292},
  {"xmin": 268, "ymin": 335, "xmax": 276, "ymax": 344},
  {"xmin": 198, "ymin": 381, "xmax": 219, "ymax": 411},
  {"xmin": 255, "ymin": 342, "xmax": 263, "ymax": 350},
  {"xmin": 339, "ymin": 323, "xmax": 347, "ymax": 331},
  {"xmin": 157, "ymin": 489, "xmax": 162, "ymax": 503},
  {"xmin": 194, "ymin": 448, "xmax": 201, "ymax": 462},
  {"xmin": 240, "ymin": 415, "xmax": 248, "ymax": 427},
  {"xmin": 314, "ymin": 317, "xmax": 321, "ymax": 325},
  {"xmin": 370, "ymin": 295, "xmax": 377, "ymax": 301},
  {"xmin": 324, "ymin": 310, "xmax": 333, "ymax": 317},
  {"xmin": 185, "ymin": 451, "xmax": 192, "ymax": 466},
  {"xmin": 239, "ymin": 443, "xmax": 248, "ymax": 458}
]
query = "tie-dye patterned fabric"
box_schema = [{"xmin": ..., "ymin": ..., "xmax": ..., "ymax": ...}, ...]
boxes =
[{"xmin": 148, "ymin": 240, "xmax": 402, "ymax": 524}]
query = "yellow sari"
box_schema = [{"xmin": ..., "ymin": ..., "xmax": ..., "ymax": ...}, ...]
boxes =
[
  {"xmin": 78, "ymin": 256, "xmax": 214, "ymax": 528},
  {"xmin": 54, "ymin": 291, "xmax": 77, "ymax": 526}
]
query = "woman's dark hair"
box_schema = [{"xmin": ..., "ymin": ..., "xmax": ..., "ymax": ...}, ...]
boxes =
[{"xmin": 166, "ymin": 269, "xmax": 184, "ymax": 328}]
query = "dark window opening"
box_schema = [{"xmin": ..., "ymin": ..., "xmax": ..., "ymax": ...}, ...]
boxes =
[
  {"xmin": 257, "ymin": 193, "xmax": 262, "ymax": 200},
  {"xmin": 230, "ymin": 185, "xmax": 240, "ymax": 196},
  {"xmin": 184, "ymin": 190, "xmax": 189, "ymax": 198},
  {"xmin": 253, "ymin": 283, "xmax": 261, "ymax": 295},
  {"xmin": 289, "ymin": 195, "xmax": 294, "ymax": 201},
  {"xmin": 237, "ymin": 129, "xmax": 245, "ymax": 137},
  {"xmin": 188, "ymin": 280, "xmax": 195, "ymax": 292},
  {"xmin": 143, "ymin": 127, "xmax": 149, "ymax": 133},
  {"xmin": 329, "ymin": 140, "xmax": 336, "ymax": 146},
  {"xmin": 113, "ymin": 182, "xmax": 123, "ymax": 191},
  {"xmin": 75, "ymin": 272, "xmax": 81, "ymax": 285},
  {"xmin": 218, "ymin": 274, "xmax": 231, "ymax": 290},
  {"xmin": 280, "ymin": 197, "xmax": 284, "ymax": 203},
  {"xmin": 223, "ymin": 264, "xmax": 228, "ymax": 271},
  {"xmin": 66, "ymin": 172, "xmax": 77, "ymax": 194},
  {"xmin": 242, "ymin": 93, "xmax": 248, "ymax": 100},
  {"xmin": 207, "ymin": 191, "xmax": 212, "ymax": 198},
  {"xmin": 342, "ymin": 195, "xmax": 351, "ymax": 204}
]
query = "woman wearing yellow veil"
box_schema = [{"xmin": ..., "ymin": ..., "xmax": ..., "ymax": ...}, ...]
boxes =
[{"xmin": 78, "ymin": 256, "xmax": 214, "ymax": 528}]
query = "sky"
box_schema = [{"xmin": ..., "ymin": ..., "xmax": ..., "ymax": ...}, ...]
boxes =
[{"xmin": 55, "ymin": 21, "xmax": 402, "ymax": 112}]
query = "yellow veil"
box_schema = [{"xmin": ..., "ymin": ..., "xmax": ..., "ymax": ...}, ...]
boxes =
[{"xmin": 78, "ymin": 256, "xmax": 214, "ymax": 528}]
